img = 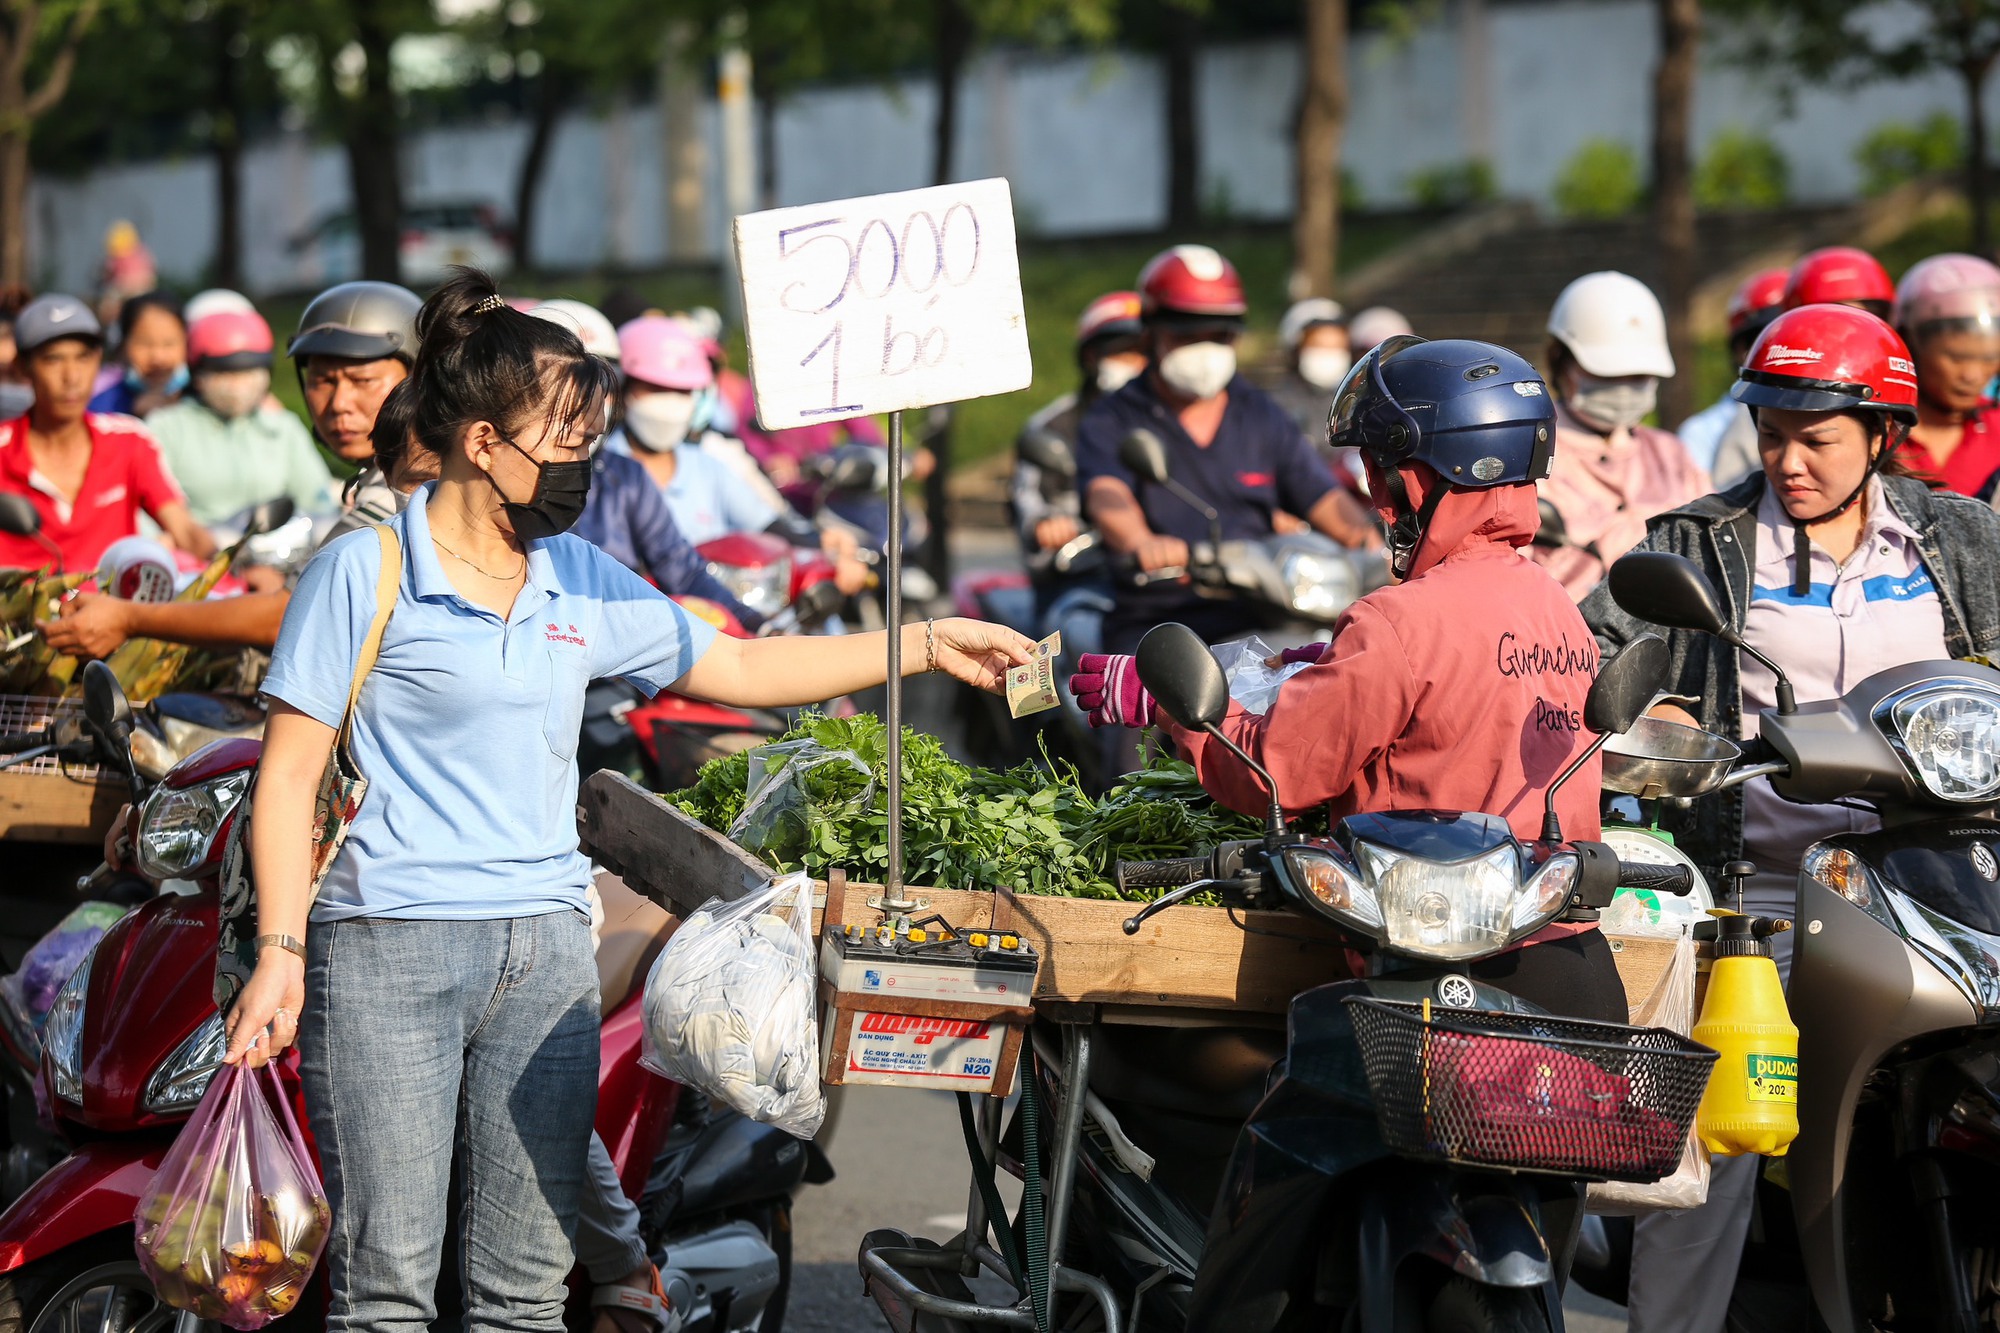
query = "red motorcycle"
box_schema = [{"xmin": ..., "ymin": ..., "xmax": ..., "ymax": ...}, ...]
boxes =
[{"xmin": 0, "ymin": 663, "xmax": 820, "ymax": 1333}]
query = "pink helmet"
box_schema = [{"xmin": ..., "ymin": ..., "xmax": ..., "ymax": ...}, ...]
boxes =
[
  {"xmin": 187, "ymin": 308, "xmax": 274, "ymax": 371},
  {"xmin": 617, "ymin": 315, "xmax": 713, "ymax": 391},
  {"xmin": 1893, "ymin": 253, "xmax": 2000, "ymax": 334}
]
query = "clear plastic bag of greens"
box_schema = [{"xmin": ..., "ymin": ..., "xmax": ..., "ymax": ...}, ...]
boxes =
[
  {"xmin": 1587, "ymin": 929, "xmax": 1710, "ymax": 1214},
  {"xmin": 728, "ymin": 738, "xmax": 875, "ymax": 865},
  {"xmin": 1210, "ymin": 635, "xmax": 1316, "ymax": 715}
]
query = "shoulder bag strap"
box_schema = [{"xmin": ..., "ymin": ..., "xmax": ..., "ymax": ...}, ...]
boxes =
[{"xmin": 336, "ymin": 524, "xmax": 402, "ymax": 752}]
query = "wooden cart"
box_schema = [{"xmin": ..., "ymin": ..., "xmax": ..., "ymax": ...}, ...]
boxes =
[{"xmin": 575, "ymin": 771, "xmax": 1685, "ymax": 1023}]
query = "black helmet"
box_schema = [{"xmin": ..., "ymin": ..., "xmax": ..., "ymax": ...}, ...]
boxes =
[
  {"xmin": 289, "ymin": 280, "xmax": 422, "ymax": 364},
  {"xmin": 1328, "ymin": 336, "xmax": 1556, "ymax": 576}
]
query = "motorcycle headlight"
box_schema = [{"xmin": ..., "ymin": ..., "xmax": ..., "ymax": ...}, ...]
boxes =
[
  {"xmin": 1885, "ymin": 687, "xmax": 2000, "ymax": 803},
  {"xmin": 134, "ymin": 770, "xmax": 251, "ymax": 881},
  {"xmin": 43, "ymin": 950, "xmax": 91, "ymax": 1106},
  {"xmin": 1284, "ymin": 846, "xmax": 1383, "ymax": 930},
  {"xmin": 143, "ymin": 1013, "xmax": 226, "ymax": 1114},
  {"xmin": 1280, "ymin": 550, "xmax": 1358, "ymax": 619},
  {"xmin": 1353, "ymin": 841, "xmax": 1568, "ymax": 961},
  {"xmin": 706, "ymin": 555, "xmax": 792, "ymax": 617}
]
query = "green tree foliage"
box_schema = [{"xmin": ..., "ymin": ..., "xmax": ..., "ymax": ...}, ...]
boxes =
[
  {"xmin": 1694, "ymin": 126, "xmax": 1789, "ymax": 210},
  {"xmin": 1853, "ymin": 111, "xmax": 1964, "ymax": 197},
  {"xmin": 1553, "ymin": 138, "xmax": 1644, "ymax": 219},
  {"xmin": 1405, "ymin": 158, "xmax": 1495, "ymax": 210}
]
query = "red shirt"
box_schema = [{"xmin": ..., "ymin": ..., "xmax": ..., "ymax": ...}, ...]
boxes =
[
  {"xmin": 0, "ymin": 412, "xmax": 185, "ymax": 572},
  {"xmin": 1902, "ymin": 406, "xmax": 2000, "ymax": 497}
]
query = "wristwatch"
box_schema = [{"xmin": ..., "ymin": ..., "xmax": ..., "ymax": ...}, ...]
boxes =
[{"xmin": 254, "ymin": 933, "xmax": 307, "ymax": 962}]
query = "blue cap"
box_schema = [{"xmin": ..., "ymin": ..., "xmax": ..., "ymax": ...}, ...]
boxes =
[{"xmin": 15, "ymin": 294, "xmax": 103, "ymax": 355}]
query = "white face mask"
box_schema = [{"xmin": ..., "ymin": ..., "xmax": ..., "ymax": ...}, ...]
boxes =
[
  {"xmin": 1157, "ymin": 341, "xmax": 1237, "ymax": 400},
  {"xmin": 1096, "ymin": 358, "xmax": 1142, "ymax": 394},
  {"xmin": 1567, "ymin": 372, "xmax": 1658, "ymax": 434},
  {"xmin": 1296, "ymin": 346, "xmax": 1353, "ymax": 391},
  {"xmin": 196, "ymin": 368, "xmax": 270, "ymax": 421},
  {"xmin": 624, "ymin": 392, "xmax": 696, "ymax": 453}
]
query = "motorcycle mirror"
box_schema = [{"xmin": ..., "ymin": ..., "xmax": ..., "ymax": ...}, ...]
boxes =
[
  {"xmin": 1137, "ymin": 623, "xmax": 1289, "ymax": 846},
  {"xmin": 243, "ymin": 496, "xmax": 296, "ymax": 539},
  {"xmin": 1533, "ymin": 498, "xmax": 1569, "ymax": 550},
  {"xmin": 81, "ymin": 660, "xmax": 133, "ymax": 756},
  {"xmin": 1018, "ymin": 428, "xmax": 1078, "ymax": 480},
  {"xmin": 1608, "ymin": 552, "xmax": 1728, "ymax": 637},
  {"xmin": 1584, "ymin": 633, "xmax": 1669, "ymax": 736},
  {"xmin": 1136, "ymin": 623, "xmax": 1228, "ymax": 728},
  {"xmin": 1118, "ymin": 429, "xmax": 1173, "ymax": 487},
  {"xmin": 0, "ymin": 493, "xmax": 39, "ymax": 537}
]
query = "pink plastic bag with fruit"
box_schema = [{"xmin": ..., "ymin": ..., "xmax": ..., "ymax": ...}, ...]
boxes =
[{"xmin": 133, "ymin": 1061, "xmax": 331, "ymax": 1330}]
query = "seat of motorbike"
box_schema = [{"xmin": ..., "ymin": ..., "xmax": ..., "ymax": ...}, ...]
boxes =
[{"xmin": 593, "ymin": 870, "xmax": 677, "ymax": 1014}]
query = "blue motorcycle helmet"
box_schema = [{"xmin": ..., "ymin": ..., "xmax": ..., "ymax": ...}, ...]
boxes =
[{"xmin": 1327, "ymin": 335, "xmax": 1556, "ymax": 576}]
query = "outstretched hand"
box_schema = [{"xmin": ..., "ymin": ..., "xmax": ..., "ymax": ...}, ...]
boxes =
[
  {"xmin": 37, "ymin": 593, "xmax": 135, "ymax": 660},
  {"xmin": 1070, "ymin": 653, "xmax": 1156, "ymax": 729},
  {"xmin": 929, "ymin": 618, "xmax": 1036, "ymax": 693}
]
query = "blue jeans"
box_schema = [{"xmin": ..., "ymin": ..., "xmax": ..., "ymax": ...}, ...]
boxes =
[{"xmin": 299, "ymin": 912, "xmax": 601, "ymax": 1333}]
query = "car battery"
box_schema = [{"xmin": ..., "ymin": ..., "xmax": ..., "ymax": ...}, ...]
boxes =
[{"xmin": 818, "ymin": 920, "xmax": 1039, "ymax": 1095}]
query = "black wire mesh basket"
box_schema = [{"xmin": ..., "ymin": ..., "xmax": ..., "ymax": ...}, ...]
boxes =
[{"xmin": 1343, "ymin": 996, "xmax": 1717, "ymax": 1183}]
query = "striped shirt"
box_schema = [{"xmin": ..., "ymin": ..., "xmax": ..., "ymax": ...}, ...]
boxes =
[{"xmin": 1739, "ymin": 477, "xmax": 1948, "ymax": 879}]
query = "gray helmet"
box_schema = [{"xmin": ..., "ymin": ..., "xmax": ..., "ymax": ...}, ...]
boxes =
[{"xmin": 288, "ymin": 280, "xmax": 421, "ymax": 364}]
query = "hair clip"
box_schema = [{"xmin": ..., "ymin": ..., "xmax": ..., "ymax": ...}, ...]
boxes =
[{"xmin": 474, "ymin": 294, "xmax": 507, "ymax": 314}]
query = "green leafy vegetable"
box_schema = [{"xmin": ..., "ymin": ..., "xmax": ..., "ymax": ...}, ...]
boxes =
[{"xmin": 670, "ymin": 713, "xmax": 1273, "ymax": 901}]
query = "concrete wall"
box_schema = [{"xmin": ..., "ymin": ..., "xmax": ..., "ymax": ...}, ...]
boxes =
[{"xmin": 24, "ymin": 0, "xmax": 1976, "ymax": 295}]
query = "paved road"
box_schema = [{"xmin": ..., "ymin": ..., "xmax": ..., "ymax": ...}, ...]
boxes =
[{"xmin": 783, "ymin": 1085, "xmax": 1631, "ymax": 1333}]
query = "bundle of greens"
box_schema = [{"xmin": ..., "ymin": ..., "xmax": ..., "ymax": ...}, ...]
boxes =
[{"xmin": 670, "ymin": 713, "xmax": 1270, "ymax": 901}]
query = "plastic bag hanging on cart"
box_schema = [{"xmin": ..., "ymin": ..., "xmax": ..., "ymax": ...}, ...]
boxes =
[
  {"xmin": 132, "ymin": 1061, "xmax": 331, "ymax": 1329},
  {"xmin": 641, "ymin": 871, "xmax": 827, "ymax": 1138},
  {"xmin": 728, "ymin": 738, "xmax": 876, "ymax": 867},
  {"xmin": 1588, "ymin": 929, "xmax": 1711, "ymax": 1213}
]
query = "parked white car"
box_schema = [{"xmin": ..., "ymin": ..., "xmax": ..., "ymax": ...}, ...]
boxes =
[{"xmin": 289, "ymin": 201, "xmax": 514, "ymax": 288}]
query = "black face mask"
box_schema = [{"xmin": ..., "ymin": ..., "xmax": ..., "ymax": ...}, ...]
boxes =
[{"xmin": 492, "ymin": 435, "xmax": 592, "ymax": 540}]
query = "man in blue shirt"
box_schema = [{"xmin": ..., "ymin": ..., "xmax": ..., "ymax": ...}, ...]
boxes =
[
  {"xmin": 1077, "ymin": 245, "xmax": 1379, "ymax": 652},
  {"xmin": 572, "ymin": 446, "xmax": 761, "ymax": 629}
]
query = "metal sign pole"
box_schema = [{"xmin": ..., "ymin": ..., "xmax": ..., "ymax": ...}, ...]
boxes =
[{"xmin": 881, "ymin": 409, "xmax": 912, "ymax": 911}]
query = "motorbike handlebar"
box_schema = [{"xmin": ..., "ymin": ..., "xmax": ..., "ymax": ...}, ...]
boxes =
[
  {"xmin": 0, "ymin": 730, "xmax": 44, "ymax": 755},
  {"xmin": 1617, "ymin": 860, "xmax": 1696, "ymax": 898},
  {"xmin": 1115, "ymin": 856, "xmax": 1210, "ymax": 895}
]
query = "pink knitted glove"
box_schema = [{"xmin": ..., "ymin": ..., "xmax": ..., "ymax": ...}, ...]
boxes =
[{"xmin": 1069, "ymin": 653, "xmax": 1156, "ymax": 730}]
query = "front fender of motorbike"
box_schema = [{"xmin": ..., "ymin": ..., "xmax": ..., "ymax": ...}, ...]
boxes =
[{"xmin": 0, "ymin": 1138, "xmax": 169, "ymax": 1271}]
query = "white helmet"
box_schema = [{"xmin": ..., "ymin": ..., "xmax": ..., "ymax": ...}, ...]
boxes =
[
  {"xmin": 183, "ymin": 288, "xmax": 255, "ymax": 327},
  {"xmin": 1348, "ymin": 306, "xmax": 1414, "ymax": 355},
  {"xmin": 530, "ymin": 298, "xmax": 621, "ymax": 363},
  {"xmin": 1279, "ymin": 297, "xmax": 1345, "ymax": 349},
  {"xmin": 1546, "ymin": 271, "xmax": 1675, "ymax": 379}
]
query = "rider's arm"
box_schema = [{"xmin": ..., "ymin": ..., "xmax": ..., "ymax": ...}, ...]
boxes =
[
  {"xmin": 153, "ymin": 500, "xmax": 218, "ymax": 560},
  {"xmin": 627, "ymin": 479, "xmax": 762, "ymax": 628},
  {"xmin": 1166, "ymin": 600, "xmax": 1416, "ymax": 816},
  {"xmin": 1307, "ymin": 488, "xmax": 1383, "ymax": 549},
  {"xmin": 38, "ymin": 589, "xmax": 290, "ymax": 657}
]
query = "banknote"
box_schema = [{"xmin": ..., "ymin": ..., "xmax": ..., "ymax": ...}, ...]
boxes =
[{"xmin": 1006, "ymin": 630, "xmax": 1063, "ymax": 719}]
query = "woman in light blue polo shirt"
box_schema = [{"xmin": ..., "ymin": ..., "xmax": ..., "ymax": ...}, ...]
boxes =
[{"xmin": 219, "ymin": 270, "xmax": 1032, "ymax": 1333}]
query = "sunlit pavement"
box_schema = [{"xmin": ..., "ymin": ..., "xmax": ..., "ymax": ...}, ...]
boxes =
[{"xmin": 785, "ymin": 1085, "xmax": 1632, "ymax": 1333}]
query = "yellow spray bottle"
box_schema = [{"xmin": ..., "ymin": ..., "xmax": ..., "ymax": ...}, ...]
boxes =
[{"xmin": 1691, "ymin": 893, "xmax": 1799, "ymax": 1157}]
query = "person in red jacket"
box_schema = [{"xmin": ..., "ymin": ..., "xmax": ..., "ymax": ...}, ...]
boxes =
[
  {"xmin": 1892, "ymin": 252, "xmax": 2000, "ymax": 496},
  {"xmin": 1072, "ymin": 336, "xmax": 1624, "ymax": 1021}
]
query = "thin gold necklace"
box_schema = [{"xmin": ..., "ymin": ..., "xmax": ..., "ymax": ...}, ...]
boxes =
[{"xmin": 431, "ymin": 534, "xmax": 525, "ymax": 581}]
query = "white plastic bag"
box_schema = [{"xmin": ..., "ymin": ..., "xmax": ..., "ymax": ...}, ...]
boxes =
[
  {"xmin": 640, "ymin": 872, "xmax": 826, "ymax": 1139},
  {"xmin": 1588, "ymin": 929, "xmax": 1710, "ymax": 1213},
  {"xmin": 1210, "ymin": 635, "xmax": 1318, "ymax": 715}
]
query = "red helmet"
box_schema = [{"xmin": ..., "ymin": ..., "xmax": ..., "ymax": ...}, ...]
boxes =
[
  {"xmin": 187, "ymin": 308, "xmax": 274, "ymax": 371},
  {"xmin": 1075, "ymin": 290, "xmax": 1143, "ymax": 347},
  {"xmin": 1726, "ymin": 267, "xmax": 1790, "ymax": 340},
  {"xmin": 1732, "ymin": 304, "xmax": 1918, "ymax": 423},
  {"xmin": 1137, "ymin": 245, "xmax": 1247, "ymax": 320},
  {"xmin": 1782, "ymin": 246, "xmax": 1894, "ymax": 313}
]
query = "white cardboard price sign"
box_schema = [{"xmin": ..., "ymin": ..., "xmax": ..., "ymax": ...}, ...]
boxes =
[{"xmin": 733, "ymin": 178, "xmax": 1033, "ymax": 431}]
